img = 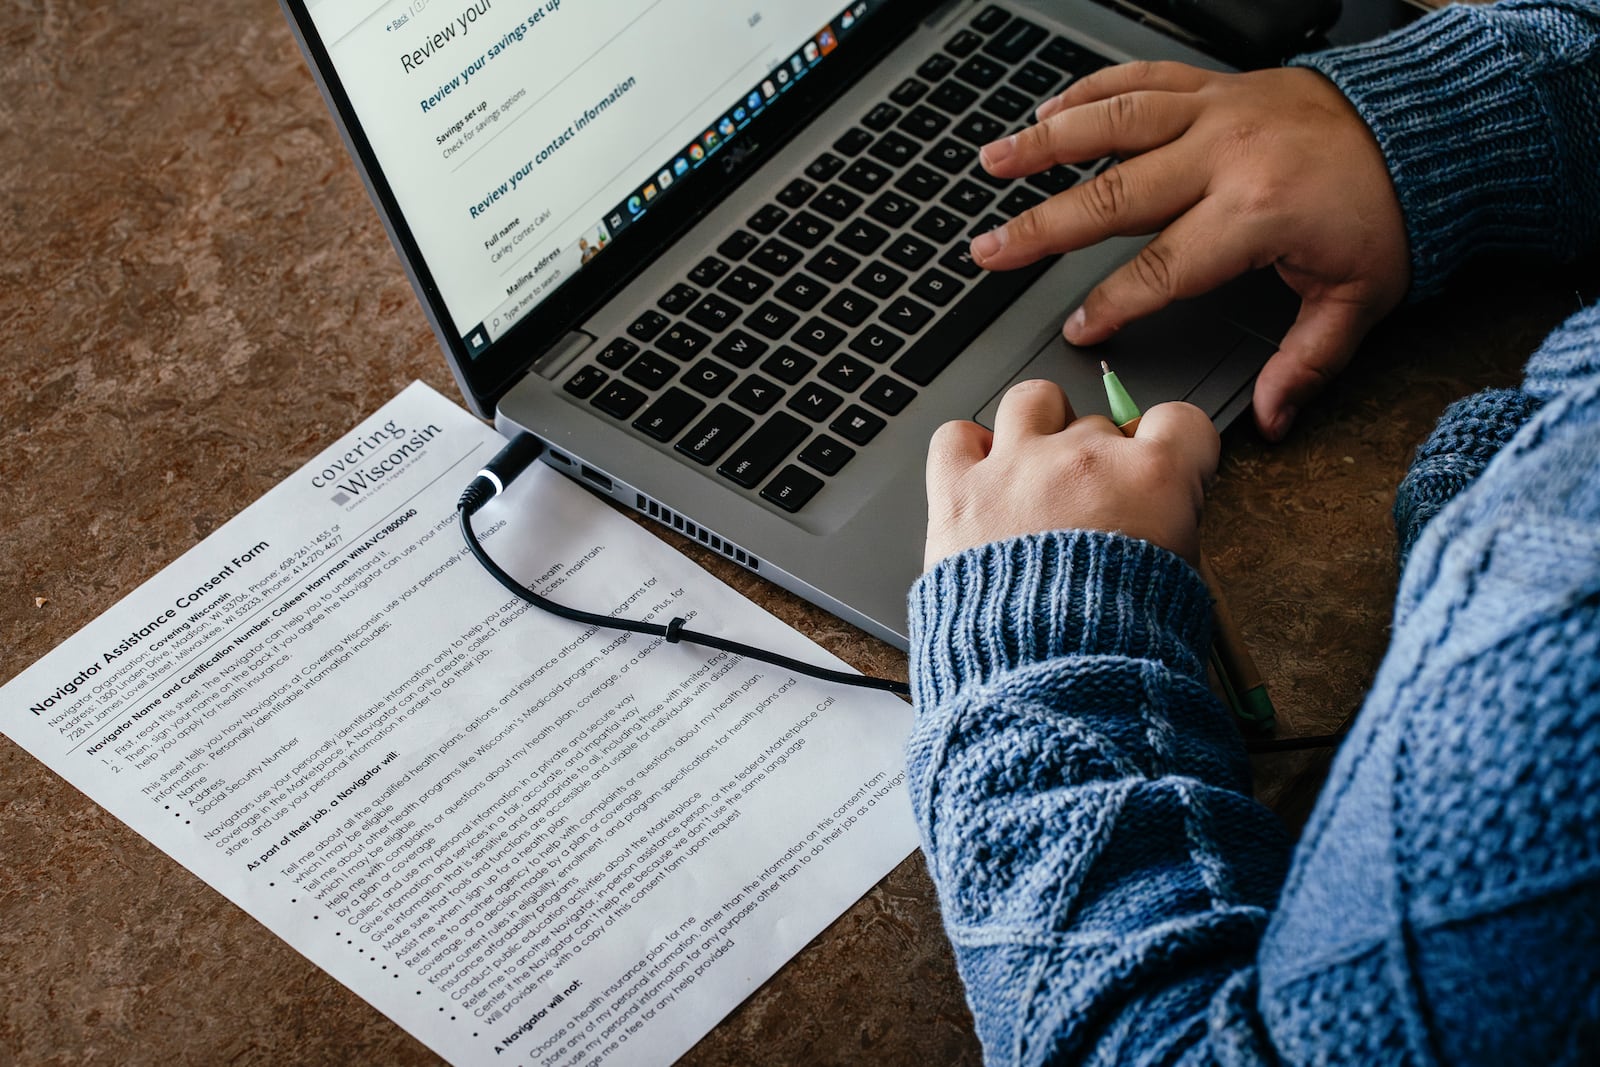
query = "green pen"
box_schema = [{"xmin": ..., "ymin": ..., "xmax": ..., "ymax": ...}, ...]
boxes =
[{"xmin": 1099, "ymin": 360, "xmax": 1277, "ymax": 732}]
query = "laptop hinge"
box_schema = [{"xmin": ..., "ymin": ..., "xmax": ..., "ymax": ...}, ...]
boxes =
[{"xmin": 532, "ymin": 332, "xmax": 595, "ymax": 381}]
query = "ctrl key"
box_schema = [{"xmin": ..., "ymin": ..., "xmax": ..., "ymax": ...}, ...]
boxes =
[
  {"xmin": 675, "ymin": 404, "xmax": 754, "ymax": 465},
  {"xmin": 760, "ymin": 465, "xmax": 823, "ymax": 512}
]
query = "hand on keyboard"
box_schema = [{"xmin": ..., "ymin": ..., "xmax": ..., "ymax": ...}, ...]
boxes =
[{"xmin": 968, "ymin": 62, "xmax": 1409, "ymax": 442}]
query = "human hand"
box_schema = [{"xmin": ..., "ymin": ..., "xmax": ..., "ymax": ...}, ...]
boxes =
[
  {"xmin": 924, "ymin": 379, "xmax": 1219, "ymax": 570},
  {"xmin": 970, "ymin": 63, "xmax": 1410, "ymax": 441}
]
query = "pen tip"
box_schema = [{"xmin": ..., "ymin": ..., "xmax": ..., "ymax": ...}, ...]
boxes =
[{"xmin": 1099, "ymin": 360, "xmax": 1111, "ymax": 375}]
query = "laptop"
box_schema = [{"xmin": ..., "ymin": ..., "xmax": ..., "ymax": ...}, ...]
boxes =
[{"xmin": 280, "ymin": 0, "xmax": 1295, "ymax": 648}]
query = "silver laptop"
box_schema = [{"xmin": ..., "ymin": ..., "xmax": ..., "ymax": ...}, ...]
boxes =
[{"xmin": 281, "ymin": 0, "xmax": 1294, "ymax": 648}]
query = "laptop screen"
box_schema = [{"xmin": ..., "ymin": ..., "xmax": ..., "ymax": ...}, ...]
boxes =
[{"xmin": 294, "ymin": 0, "xmax": 905, "ymax": 412}]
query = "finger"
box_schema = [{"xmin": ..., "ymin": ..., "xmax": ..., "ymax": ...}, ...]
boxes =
[
  {"xmin": 1251, "ymin": 299, "xmax": 1372, "ymax": 442},
  {"xmin": 1132, "ymin": 401, "xmax": 1221, "ymax": 484},
  {"xmin": 1038, "ymin": 60, "xmax": 1216, "ymax": 120},
  {"xmin": 1064, "ymin": 196, "xmax": 1264, "ymax": 344},
  {"xmin": 926, "ymin": 419, "xmax": 992, "ymax": 488},
  {"xmin": 982, "ymin": 89, "xmax": 1200, "ymax": 178},
  {"xmin": 972, "ymin": 148, "xmax": 1209, "ymax": 271},
  {"xmin": 991, "ymin": 379, "xmax": 1074, "ymax": 452}
]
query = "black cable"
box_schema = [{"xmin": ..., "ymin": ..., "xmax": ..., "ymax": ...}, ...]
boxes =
[{"xmin": 458, "ymin": 436, "xmax": 911, "ymax": 697}]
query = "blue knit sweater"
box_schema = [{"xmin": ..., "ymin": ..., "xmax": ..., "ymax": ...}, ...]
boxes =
[{"xmin": 906, "ymin": 4, "xmax": 1600, "ymax": 1063}]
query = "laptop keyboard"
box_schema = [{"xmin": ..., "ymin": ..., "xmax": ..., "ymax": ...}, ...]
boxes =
[{"xmin": 563, "ymin": 6, "xmax": 1112, "ymax": 515}]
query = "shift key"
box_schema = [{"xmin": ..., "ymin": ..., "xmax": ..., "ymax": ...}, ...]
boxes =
[{"xmin": 717, "ymin": 413, "xmax": 809, "ymax": 488}]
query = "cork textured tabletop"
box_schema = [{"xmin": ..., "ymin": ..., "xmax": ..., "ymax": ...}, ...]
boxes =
[{"xmin": 2, "ymin": 1, "xmax": 1595, "ymax": 1064}]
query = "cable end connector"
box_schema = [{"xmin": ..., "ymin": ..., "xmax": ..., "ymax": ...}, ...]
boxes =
[{"xmin": 459, "ymin": 433, "xmax": 544, "ymax": 516}]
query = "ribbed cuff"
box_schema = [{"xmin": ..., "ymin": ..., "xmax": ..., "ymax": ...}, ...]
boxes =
[
  {"xmin": 907, "ymin": 531, "xmax": 1213, "ymax": 709},
  {"xmin": 1291, "ymin": 6, "xmax": 1562, "ymax": 298}
]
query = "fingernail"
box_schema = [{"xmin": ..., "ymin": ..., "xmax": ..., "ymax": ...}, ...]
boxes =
[
  {"xmin": 1267, "ymin": 406, "xmax": 1297, "ymax": 441},
  {"xmin": 1036, "ymin": 96, "xmax": 1063, "ymax": 120},
  {"xmin": 971, "ymin": 228, "xmax": 1005, "ymax": 263},
  {"xmin": 980, "ymin": 136, "xmax": 1014, "ymax": 169},
  {"xmin": 1063, "ymin": 306, "xmax": 1088, "ymax": 342}
]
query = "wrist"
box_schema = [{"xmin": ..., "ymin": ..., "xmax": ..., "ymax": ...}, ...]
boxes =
[{"xmin": 908, "ymin": 530, "xmax": 1214, "ymax": 708}]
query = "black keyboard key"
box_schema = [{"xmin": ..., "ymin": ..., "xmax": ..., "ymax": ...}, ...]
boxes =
[
  {"xmin": 954, "ymin": 111, "xmax": 1007, "ymax": 147},
  {"xmin": 1026, "ymin": 165, "xmax": 1081, "ymax": 195},
  {"xmin": 628, "ymin": 310, "xmax": 669, "ymax": 342},
  {"xmin": 945, "ymin": 29, "xmax": 983, "ymax": 57},
  {"xmin": 913, "ymin": 206, "xmax": 966, "ymax": 244},
  {"xmin": 596, "ymin": 337, "xmax": 638, "ymax": 369},
  {"xmin": 775, "ymin": 273, "xmax": 827, "ymax": 311},
  {"xmin": 849, "ymin": 324, "xmax": 905, "ymax": 363},
  {"xmin": 971, "ymin": 5, "xmax": 1010, "ymax": 34},
  {"xmin": 787, "ymin": 382, "xmax": 844, "ymax": 421},
  {"xmin": 982, "ymin": 17, "xmax": 1048, "ymax": 63},
  {"xmin": 821, "ymin": 289, "xmax": 877, "ymax": 328},
  {"xmin": 969, "ymin": 211, "xmax": 1007, "ymax": 238},
  {"xmin": 840, "ymin": 159, "xmax": 893, "ymax": 195},
  {"xmin": 889, "ymin": 255, "xmax": 1056, "ymax": 385},
  {"xmin": 1009, "ymin": 61, "xmax": 1060, "ymax": 98},
  {"xmin": 831, "ymin": 404, "xmax": 887, "ymax": 445},
  {"xmin": 854, "ymin": 261, "xmax": 907, "ymax": 299},
  {"xmin": 792, "ymin": 316, "xmax": 847, "ymax": 356},
  {"xmin": 812, "ymin": 184, "xmax": 865, "ymax": 221},
  {"xmin": 911, "ymin": 268, "xmax": 962, "ymax": 307},
  {"xmin": 939, "ymin": 243, "xmax": 982, "ymax": 279},
  {"xmin": 885, "ymin": 234, "xmax": 938, "ymax": 271},
  {"xmin": 866, "ymin": 191, "xmax": 920, "ymax": 228},
  {"xmin": 806, "ymin": 152, "xmax": 846, "ymax": 182},
  {"xmin": 656, "ymin": 321, "xmax": 712, "ymax": 360},
  {"xmin": 955, "ymin": 55, "xmax": 1005, "ymax": 89},
  {"xmin": 761, "ymin": 465, "xmax": 824, "ymax": 512},
  {"xmin": 719, "ymin": 413, "xmax": 810, "ymax": 488},
  {"xmin": 862, "ymin": 102, "xmax": 902, "ymax": 131},
  {"xmin": 969, "ymin": 163, "xmax": 1012, "ymax": 190},
  {"xmin": 592, "ymin": 380, "xmax": 648, "ymax": 419},
  {"xmin": 676, "ymin": 404, "xmax": 754, "ymax": 465},
  {"xmin": 942, "ymin": 178, "xmax": 996, "ymax": 215},
  {"xmin": 798, "ymin": 435, "xmax": 855, "ymax": 475},
  {"xmin": 929, "ymin": 79, "xmax": 980, "ymax": 115},
  {"xmin": 982, "ymin": 86, "xmax": 1033, "ymax": 121},
  {"xmin": 729, "ymin": 374, "xmax": 783, "ymax": 414},
  {"xmin": 890, "ymin": 77, "xmax": 929, "ymax": 107},
  {"xmin": 819, "ymin": 353, "xmax": 873, "ymax": 392},
  {"xmin": 564, "ymin": 365, "xmax": 607, "ymax": 398},
  {"xmin": 658, "ymin": 283, "xmax": 700, "ymax": 314},
  {"xmin": 688, "ymin": 292, "xmax": 742, "ymax": 332},
  {"xmin": 714, "ymin": 328, "xmax": 768, "ymax": 367},
  {"xmin": 927, "ymin": 138, "xmax": 977, "ymax": 175},
  {"xmin": 881, "ymin": 295, "xmax": 935, "ymax": 334},
  {"xmin": 749, "ymin": 237, "xmax": 803, "ymax": 276},
  {"xmin": 718, "ymin": 267, "xmax": 773, "ymax": 303},
  {"xmin": 778, "ymin": 211, "xmax": 832, "ymax": 249},
  {"xmin": 1038, "ymin": 36, "xmax": 1111, "ymax": 77},
  {"xmin": 999, "ymin": 186, "xmax": 1047, "ymax": 216},
  {"xmin": 718, "ymin": 230, "xmax": 759, "ymax": 260},
  {"xmin": 833, "ymin": 127, "xmax": 874, "ymax": 157},
  {"xmin": 682, "ymin": 357, "xmax": 738, "ymax": 397},
  {"xmin": 623, "ymin": 350, "xmax": 677, "ymax": 389},
  {"xmin": 895, "ymin": 164, "xmax": 948, "ymax": 201},
  {"xmin": 917, "ymin": 53, "xmax": 956, "ymax": 81},
  {"xmin": 898, "ymin": 106, "xmax": 950, "ymax": 141},
  {"xmin": 776, "ymin": 178, "xmax": 817, "ymax": 208},
  {"xmin": 868, "ymin": 130, "xmax": 921, "ymax": 168},
  {"xmin": 747, "ymin": 300, "xmax": 799, "ymax": 339},
  {"xmin": 838, "ymin": 218, "xmax": 890, "ymax": 255},
  {"xmin": 806, "ymin": 245, "xmax": 860, "ymax": 283},
  {"xmin": 861, "ymin": 376, "xmax": 917, "ymax": 416},
  {"xmin": 761, "ymin": 346, "xmax": 816, "ymax": 384},
  {"xmin": 688, "ymin": 255, "xmax": 730, "ymax": 287},
  {"xmin": 633, "ymin": 387, "xmax": 705, "ymax": 441}
]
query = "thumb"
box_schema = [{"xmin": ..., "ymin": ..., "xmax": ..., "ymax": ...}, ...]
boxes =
[{"xmin": 1252, "ymin": 298, "xmax": 1371, "ymax": 442}]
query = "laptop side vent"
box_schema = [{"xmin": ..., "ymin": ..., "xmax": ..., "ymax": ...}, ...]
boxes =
[{"xmin": 634, "ymin": 494, "xmax": 761, "ymax": 571}]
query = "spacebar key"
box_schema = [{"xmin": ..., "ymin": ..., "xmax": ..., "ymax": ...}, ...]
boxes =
[{"xmin": 889, "ymin": 256, "xmax": 1054, "ymax": 386}]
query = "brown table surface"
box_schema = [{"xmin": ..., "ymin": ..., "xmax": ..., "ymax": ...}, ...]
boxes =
[{"xmin": 4, "ymin": 2, "xmax": 1596, "ymax": 1064}]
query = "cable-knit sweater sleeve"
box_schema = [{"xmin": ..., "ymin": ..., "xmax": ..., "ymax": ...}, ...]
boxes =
[{"xmin": 1291, "ymin": 0, "xmax": 1600, "ymax": 298}]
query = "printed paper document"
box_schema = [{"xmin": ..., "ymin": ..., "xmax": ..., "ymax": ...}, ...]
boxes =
[{"xmin": 2, "ymin": 381, "xmax": 917, "ymax": 1066}]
